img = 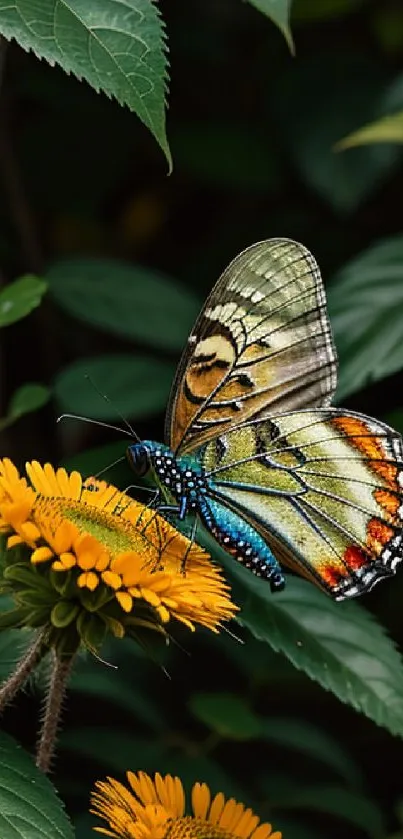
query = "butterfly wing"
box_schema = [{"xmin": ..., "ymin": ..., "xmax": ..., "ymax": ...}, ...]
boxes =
[
  {"xmin": 165, "ymin": 238, "xmax": 337, "ymax": 455},
  {"xmin": 201, "ymin": 409, "xmax": 403, "ymax": 599}
]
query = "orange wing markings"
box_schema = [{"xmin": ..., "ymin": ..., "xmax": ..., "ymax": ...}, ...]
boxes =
[
  {"xmin": 374, "ymin": 489, "xmax": 400, "ymax": 520},
  {"xmin": 331, "ymin": 416, "xmax": 398, "ymax": 489}
]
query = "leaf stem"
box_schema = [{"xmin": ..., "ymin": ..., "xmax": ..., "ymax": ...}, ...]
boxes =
[
  {"xmin": 0, "ymin": 631, "xmax": 45, "ymax": 713},
  {"xmin": 36, "ymin": 651, "xmax": 75, "ymax": 774}
]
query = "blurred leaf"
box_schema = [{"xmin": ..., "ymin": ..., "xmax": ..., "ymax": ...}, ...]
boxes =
[
  {"xmin": 0, "ymin": 629, "xmax": 33, "ymax": 683},
  {"xmin": 292, "ymin": 0, "xmax": 365, "ymax": 21},
  {"xmin": 172, "ymin": 121, "xmax": 282, "ymax": 192},
  {"xmin": 261, "ymin": 718, "xmax": 363, "ymax": 788},
  {"xmin": 0, "ymin": 0, "xmax": 170, "ymax": 166},
  {"xmin": 60, "ymin": 728, "xmax": 161, "ymax": 772},
  {"xmin": 0, "ymin": 731, "xmax": 73, "ymax": 838},
  {"xmin": 70, "ymin": 665, "xmax": 163, "ymax": 730},
  {"xmin": 337, "ymin": 111, "xmax": 403, "ymax": 149},
  {"xmin": 189, "ymin": 692, "xmax": 262, "ymax": 740},
  {"xmin": 0, "ymin": 275, "xmax": 47, "ymax": 327},
  {"xmin": 328, "ymin": 236, "xmax": 403, "ymax": 400},
  {"xmin": 0, "ymin": 383, "xmax": 50, "ymax": 431},
  {"xmin": 207, "ymin": 541, "xmax": 403, "ymax": 738},
  {"xmin": 54, "ymin": 354, "xmax": 175, "ymax": 421},
  {"xmin": 246, "ymin": 1, "xmax": 294, "ymax": 52},
  {"xmin": 272, "ymin": 53, "xmax": 399, "ymax": 212},
  {"xmin": 371, "ymin": 7, "xmax": 403, "ymax": 56},
  {"xmin": 273, "ymin": 784, "xmax": 384, "ymax": 838},
  {"xmin": 47, "ymin": 259, "xmax": 199, "ymax": 350}
]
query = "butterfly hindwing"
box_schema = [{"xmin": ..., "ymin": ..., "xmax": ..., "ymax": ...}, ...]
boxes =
[
  {"xmin": 165, "ymin": 239, "xmax": 337, "ymax": 455},
  {"xmin": 201, "ymin": 409, "xmax": 403, "ymax": 599}
]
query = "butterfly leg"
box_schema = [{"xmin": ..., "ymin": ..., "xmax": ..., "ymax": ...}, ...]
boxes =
[
  {"xmin": 156, "ymin": 494, "xmax": 188, "ymax": 520},
  {"xmin": 199, "ymin": 496, "xmax": 285, "ymax": 592}
]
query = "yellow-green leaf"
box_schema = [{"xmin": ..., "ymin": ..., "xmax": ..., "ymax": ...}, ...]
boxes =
[{"xmin": 336, "ymin": 111, "xmax": 403, "ymax": 150}]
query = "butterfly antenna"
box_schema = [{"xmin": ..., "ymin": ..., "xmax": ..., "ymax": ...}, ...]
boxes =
[
  {"xmin": 93, "ymin": 455, "xmax": 127, "ymax": 480},
  {"xmin": 84, "ymin": 374, "xmax": 141, "ymax": 442},
  {"xmin": 57, "ymin": 412, "xmax": 133, "ymax": 437}
]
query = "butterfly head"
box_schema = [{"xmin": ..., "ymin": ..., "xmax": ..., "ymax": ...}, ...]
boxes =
[
  {"xmin": 126, "ymin": 442, "xmax": 154, "ymax": 477},
  {"xmin": 126, "ymin": 440, "xmax": 174, "ymax": 481}
]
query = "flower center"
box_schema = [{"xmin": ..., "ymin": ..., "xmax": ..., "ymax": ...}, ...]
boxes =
[
  {"xmin": 34, "ymin": 497, "xmax": 153, "ymax": 556},
  {"xmin": 165, "ymin": 817, "xmax": 239, "ymax": 839}
]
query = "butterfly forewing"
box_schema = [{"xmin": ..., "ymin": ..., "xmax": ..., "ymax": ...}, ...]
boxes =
[
  {"xmin": 165, "ymin": 239, "xmax": 337, "ymax": 455},
  {"xmin": 201, "ymin": 409, "xmax": 403, "ymax": 599}
]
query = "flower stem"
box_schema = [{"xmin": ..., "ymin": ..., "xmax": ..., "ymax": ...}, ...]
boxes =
[
  {"xmin": 0, "ymin": 631, "xmax": 45, "ymax": 714},
  {"xmin": 36, "ymin": 651, "xmax": 75, "ymax": 774}
]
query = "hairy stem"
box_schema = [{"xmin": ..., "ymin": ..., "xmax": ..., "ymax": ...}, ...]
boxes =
[
  {"xmin": 0, "ymin": 631, "xmax": 45, "ymax": 714},
  {"xmin": 36, "ymin": 651, "xmax": 75, "ymax": 774}
]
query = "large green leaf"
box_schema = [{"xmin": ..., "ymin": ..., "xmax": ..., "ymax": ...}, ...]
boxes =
[
  {"xmin": 0, "ymin": 275, "xmax": 47, "ymax": 327},
  {"xmin": 328, "ymin": 235, "xmax": 403, "ymax": 400},
  {"xmin": 235, "ymin": 569, "xmax": 403, "ymax": 738},
  {"xmin": 47, "ymin": 258, "xmax": 199, "ymax": 350},
  {"xmin": 246, "ymin": 0, "xmax": 294, "ymax": 51},
  {"xmin": 0, "ymin": 0, "xmax": 170, "ymax": 164},
  {"xmin": 0, "ymin": 731, "xmax": 73, "ymax": 838},
  {"xmin": 54, "ymin": 354, "xmax": 174, "ymax": 421},
  {"xmin": 194, "ymin": 526, "xmax": 403, "ymax": 738}
]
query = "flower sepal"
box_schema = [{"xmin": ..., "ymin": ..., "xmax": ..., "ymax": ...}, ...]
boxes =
[
  {"xmin": 48, "ymin": 568, "xmax": 75, "ymax": 597},
  {"xmin": 101, "ymin": 614, "xmax": 125, "ymax": 639},
  {"xmin": 76, "ymin": 611, "xmax": 108, "ymax": 651},
  {"xmin": 76, "ymin": 584, "xmax": 114, "ymax": 614},
  {"xmin": 51, "ymin": 600, "xmax": 80, "ymax": 629}
]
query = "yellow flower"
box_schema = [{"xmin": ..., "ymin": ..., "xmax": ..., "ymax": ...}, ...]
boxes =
[
  {"xmin": 0, "ymin": 459, "xmax": 237, "ymax": 653},
  {"xmin": 91, "ymin": 771, "xmax": 281, "ymax": 839}
]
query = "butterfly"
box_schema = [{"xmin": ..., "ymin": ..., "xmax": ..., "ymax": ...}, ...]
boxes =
[{"xmin": 127, "ymin": 238, "xmax": 403, "ymax": 600}]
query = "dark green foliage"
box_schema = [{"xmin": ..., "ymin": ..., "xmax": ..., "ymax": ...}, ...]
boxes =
[{"xmin": 1, "ymin": 1, "xmax": 403, "ymax": 838}]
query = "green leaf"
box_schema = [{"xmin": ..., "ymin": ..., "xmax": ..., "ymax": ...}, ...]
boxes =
[
  {"xmin": 0, "ymin": 731, "xmax": 73, "ymax": 838},
  {"xmin": 273, "ymin": 784, "xmax": 384, "ymax": 838},
  {"xmin": 234, "ymin": 570, "xmax": 403, "ymax": 738},
  {"xmin": 336, "ymin": 110, "xmax": 403, "ymax": 149},
  {"xmin": 261, "ymin": 718, "xmax": 363, "ymax": 787},
  {"xmin": 189, "ymin": 692, "xmax": 262, "ymax": 740},
  {"xmin": 192, "ymin": 526, "xmax": 403, "ymax": 739},
  {"xmin": 0, "ymin": 275, "xmax": 47, "ymax": 327},
  {"xmin": 47, "ymin": 259, "xmax": 199, "ymax": 350},
  {"xmin": 328, "ymin": 235, "xmax": 403, "ymax": 400},
  {"xmin": 0, "ymin": 0, "xmax": 170, "ymax": 165},
  {"xmin": 0, "ymin": 383, "xmax": 51, "ymax": 431},
  {"xmin": 54, "ymin": 354, "xmax": 174, "ymax": 421},
  {"xmin": 246, "ymin": 0, "xmax": 294, "ymax": 52}
]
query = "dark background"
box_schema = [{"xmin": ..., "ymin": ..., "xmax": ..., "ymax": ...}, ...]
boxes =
[{"xmin": 1, "ymin": 1, "xmax": 403, "ymax": 837}]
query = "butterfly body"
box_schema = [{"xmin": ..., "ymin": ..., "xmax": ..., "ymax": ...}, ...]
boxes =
[
  {"xmin": 128, "ymin": 440, "xmax": 285, "ymax": 590},
  {"xmin": 127, "ymin": 238, "xmax": 403, "ymax": 600}
]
